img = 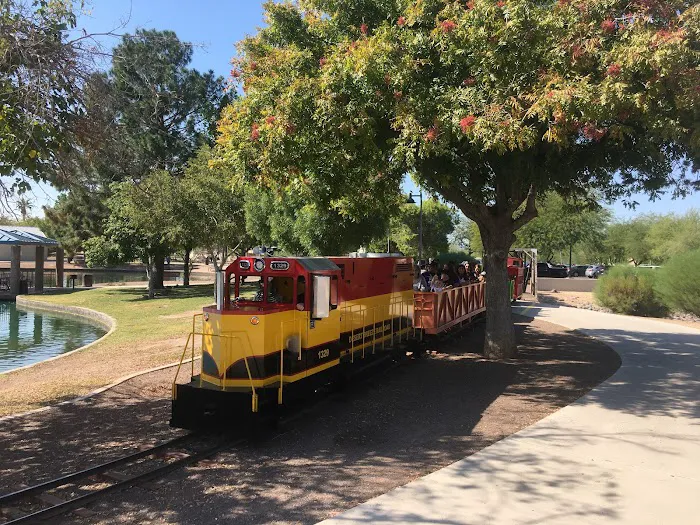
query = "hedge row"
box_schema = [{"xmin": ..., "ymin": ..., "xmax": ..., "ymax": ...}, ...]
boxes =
[{"xmin": 594, "ymin": 249, "xmax": 700, "ymax": 317}]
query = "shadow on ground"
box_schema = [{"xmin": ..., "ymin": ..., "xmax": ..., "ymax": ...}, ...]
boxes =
[{"xmin": 0, "ymin": 315, "xmax": 619, "ymax": 525}]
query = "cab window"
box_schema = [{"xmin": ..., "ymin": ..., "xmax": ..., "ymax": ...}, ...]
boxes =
[
  {"xmin": 267, "ymin": 276, "xmax": 294, "ymax": 304},
  {"xmin": 239, "ymin": 275, "xmax": 263, "ymax": 302},
  {"xmin": 296, "ymin": 276, "xmax": 306, "ymax": 309}
]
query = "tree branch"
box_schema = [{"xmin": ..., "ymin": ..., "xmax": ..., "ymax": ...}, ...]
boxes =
[{"xmin": 511, "ymin": 185, "xmax": 538, "ymax": 232}]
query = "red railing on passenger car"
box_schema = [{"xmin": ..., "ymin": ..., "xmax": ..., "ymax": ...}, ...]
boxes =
[{"xmin": 413, "ymin": 282, "xmax": 486, "ymax": 335}]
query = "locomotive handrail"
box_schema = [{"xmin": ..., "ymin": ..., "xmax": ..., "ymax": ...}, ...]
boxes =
[
  {"xmin": 172, "ymin": 313, "xmax": 205, "ymax": 396},
  {"xmin": 172, "ymin": 332, "xmax": 195, "ymax": 399},
  {"xmin": 277, "ymin": 312, "xmax": 304, "ymax": 406},
  {"xmin": 172, "ymin": 320, "xmax": 260, "ymax": 412},
  {"xmin": 215, "ymin": 330, "xmax": 259, "ymax": 412},
  {"xmin": 340, "ymin": 295, "xmax": 415, "ymax": 363}
]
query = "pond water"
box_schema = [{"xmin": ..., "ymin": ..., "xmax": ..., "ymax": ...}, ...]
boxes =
[{"xmin": 0, "ymin": 302, "xmax": 107, "ymax": 373}]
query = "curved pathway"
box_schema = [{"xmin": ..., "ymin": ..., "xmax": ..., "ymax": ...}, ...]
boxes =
[{"xmin": 320, "ymin": 303, "xmax": 700, "ymax": 525}]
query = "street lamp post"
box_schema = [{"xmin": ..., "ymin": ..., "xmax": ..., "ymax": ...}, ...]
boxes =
[{"xmin": 406, "ymin": 190, "xmax": 423, "ymax": 260}]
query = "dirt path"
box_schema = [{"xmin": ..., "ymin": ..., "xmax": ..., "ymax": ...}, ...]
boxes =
[{"xmin": 0, "ymin": 316, "xmax": 620, "ymax": 524}]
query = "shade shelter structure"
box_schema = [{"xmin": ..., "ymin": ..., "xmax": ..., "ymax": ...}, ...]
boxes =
[{"xmin": 0, "ymin": 227, "xmax": 62, "ymax": 298}]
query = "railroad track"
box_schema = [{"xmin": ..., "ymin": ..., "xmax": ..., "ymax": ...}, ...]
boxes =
[
  {"xmin": 0, "ymin": 431, "xmax": 236, "ymax": 524},
  {"xmin": 0, "ymin": 337, "xmax": 433, "ymax": 524}
]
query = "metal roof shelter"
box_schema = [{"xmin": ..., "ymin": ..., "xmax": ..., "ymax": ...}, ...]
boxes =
[
  {"xmin": 0, "ymin": 227, "xmax": 59, "ymax": 246},
  {"xmin": 0, "ymin": 226, "xmax": 63, "ymax": 299}
]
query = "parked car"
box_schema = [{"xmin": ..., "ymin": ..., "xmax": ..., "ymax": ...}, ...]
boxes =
[
  {"xmin": 536, "ymin": 262, "xmax": 568, "ymax": 278},
  {"xmin": 567, "ymin": 265, "xmax": 589, "ymax": 277},
  {"xmin": 585, "ymin": 265, "xmax": 606, "ymax": 278}
]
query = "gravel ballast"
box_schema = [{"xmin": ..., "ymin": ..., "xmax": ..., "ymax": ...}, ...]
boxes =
[{"xmin": 0, "ymin": 315, "xmax": 621, "ymax": 524}]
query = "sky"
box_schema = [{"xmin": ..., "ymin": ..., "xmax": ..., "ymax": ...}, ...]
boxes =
[{"xmin": 19, "ymin": 0, "xmax": 700, "ymax": 220}]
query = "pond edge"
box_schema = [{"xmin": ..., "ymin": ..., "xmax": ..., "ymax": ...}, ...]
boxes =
[{"xmin": 0, "ymin": 296, "xmax": 117, "ymax": 377}]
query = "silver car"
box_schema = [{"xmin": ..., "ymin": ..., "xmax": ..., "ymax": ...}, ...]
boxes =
[{"xmin": 585, "ymin": 265, "xmax": 605, "ymax": 278}]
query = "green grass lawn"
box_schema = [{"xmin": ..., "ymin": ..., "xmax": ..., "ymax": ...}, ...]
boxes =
[
  {"xmin": 32, "ymin": 284, "xmax": 215, "ymax": 346},
  {"xmin": 1, "ymin": 285, "xmax": 216, "ymax": 417}
]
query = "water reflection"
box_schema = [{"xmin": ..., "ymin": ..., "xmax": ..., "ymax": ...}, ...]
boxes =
[{"xmin": 0, "ymin": 302, "xmax": 106, "ymax": 373}]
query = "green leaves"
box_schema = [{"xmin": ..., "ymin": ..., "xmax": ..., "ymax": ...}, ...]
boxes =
[
  {"xmin": 217, "ymin": 0, "xmax": 698, "ymax": 248},
  {"xmin": 0, "ymin": 0, "xmax": 84, "ymax": 183}
]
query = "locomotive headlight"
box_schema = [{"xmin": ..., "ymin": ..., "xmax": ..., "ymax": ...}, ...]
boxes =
[
  {"xmin": 253, "ymin": 258, "xmax": 265, "ymax": 272},
  {"xmin": 250, "ymin": 316, "xmax": 260, "ymax": 325}
]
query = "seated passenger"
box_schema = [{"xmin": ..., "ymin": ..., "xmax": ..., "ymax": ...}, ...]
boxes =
[
  {"xmin": 430, "ymin": 273, "xmax": 444, "ymax": 292},
  {"xmin": 456, "ymin": 264, "xmax": 468, "ymax": 285},
  {"xmin": 441, "ymin": 272, "xmax": 454, "ymax": 289},
  {"xmin": 414, "ymin": 261, "xmax": 431, "ymax": 292}
]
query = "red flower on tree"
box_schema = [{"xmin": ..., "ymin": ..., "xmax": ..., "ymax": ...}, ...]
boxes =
[
  {"xmin": 601, "ymin": 19, "xmax": 616, "ymax": 34},
  {"xmin": 466, "ymin": 1, "xmax": 475, "ymax": 9},
  {"xmin": 463, "ymin": 77, "xmax": 476, "ymax": 86},
  {"xmin": 265, "ymin": 115, "xmax": 276, "ymax": 125},
  {"xmin": 230, "ymin": 68, "xmax": 241, "ymax": 79},
  {"xmin": 425, "ymin": 127, "xmax": 439, "ymax": 142},
  {"xmin": 606, "ymin": 63, "xmax": 622, "ymax": 77},
  {"xmin": 249, "ymin": 61, "xmax": 258, "ymax": 71},
  {"xmin": 394, "ymin": 90, "xmax": 403, "ymax": 100},
  {"xmin": 360, "ymin": 23, "xmax": 368, "ymax": 35},
  {"xmin": 250, "ymin": 124, "xmax": 260, "ymax": 141},
  {"xmin": 319, "ymin": 57, "xmax": 327, "ymax": 67},
  {"xmin": 460, "ymin": 115, "xmax": 476, "ymax": 133},
  {"xmin": 397, "ymin": 16, "xmax": 406, "ymax": 27},
  {"xmin": 583, "ymin": 124, "xmax": 606, "ymax": 141},
  {"xmin": 497, "ymin": 0, "xmax": 506, "ymax": 8},
  {"xmin": 441, "ymin": 20, "xmax": 457, "ymax": 33}
]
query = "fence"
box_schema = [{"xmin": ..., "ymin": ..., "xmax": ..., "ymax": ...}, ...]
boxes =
[{"xmin": 0, "ymin": 269, "xmax": 58, "ymax": 291}]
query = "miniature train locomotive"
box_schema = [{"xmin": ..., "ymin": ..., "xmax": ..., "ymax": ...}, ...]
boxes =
[{"xmin": 170, "ymin": 253, "xmax": 524, "ymax": 429}]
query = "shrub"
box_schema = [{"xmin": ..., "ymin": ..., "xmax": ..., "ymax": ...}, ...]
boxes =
[
  {"xmin": 594, "ymin": 266, "xmax": 668, "ymax": 317},
  {"xmin": 655, "ymin": 249, "xmax": 700, "ymax": 316}
]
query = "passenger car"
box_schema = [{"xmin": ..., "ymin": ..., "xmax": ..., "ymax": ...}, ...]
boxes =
[
  {"xmin": 567, "ymin": 265, "xmax": 589, "ymax": 277},
  {"xmin": 585, "ymin": 265, "xmax": 606, "ymax": 278},
  {"xmin": 536, "ymin": 262, "xmax": 568, "ymax": 278}
]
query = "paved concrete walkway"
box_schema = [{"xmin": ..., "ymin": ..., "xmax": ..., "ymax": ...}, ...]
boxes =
[{"xmin": 320, "ymin": 304, "xmax": 700, "ymax": 524}]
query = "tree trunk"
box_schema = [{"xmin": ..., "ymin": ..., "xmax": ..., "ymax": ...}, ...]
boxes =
[
  {"xmin": 147, "ymin": 253, "xmax": 165, "ymax": 298},
  {"xmin": 183, "ymin": 248, "xmax": 191, "ymax": 287},
  {"xmin": 146, "ymin": 255, "xmax": 156, "ymax": 299},
  {"xmin": 481, "ymin": 227, "xmax": 517, "ymax": 359},
  {"xmin": 153, "ymin": 253, "xmax": 165, "ymax": 290}
]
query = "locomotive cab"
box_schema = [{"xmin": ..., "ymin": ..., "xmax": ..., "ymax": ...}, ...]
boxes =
[{"xmin": 199, "ymin": 257, "xmax": 342, "ymax": 403}]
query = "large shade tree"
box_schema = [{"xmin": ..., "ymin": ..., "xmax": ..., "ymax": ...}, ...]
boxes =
[
  {"xmin": 85, "ymin": 171, "xmax": 179, "ymax": 298},
  {"xmin": 245, "ymin": 182, "xmax": 393, "ymax": 255},
  {"xmin": 217, "ymin": 0, "xmax": 699, "ymax": 357},
  {"xmin": 369, "ymin": 198, "xmax": 456, "ymax": 258},
  {"xmin": 0, "ymin": 0, "xmax": 95, "ymax": 206},
  {"xmin": 109, "ymin": 30, "xmax": 228, "ymax": 177}
]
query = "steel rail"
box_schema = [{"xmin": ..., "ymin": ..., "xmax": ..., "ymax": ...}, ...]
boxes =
[
  {"xmin": 0, "ymin": 433, "xmax": 238, "ymax": 525},
  {"xmin": 0, "ymin": 432, "xmax": 197, "ymax": 506}
]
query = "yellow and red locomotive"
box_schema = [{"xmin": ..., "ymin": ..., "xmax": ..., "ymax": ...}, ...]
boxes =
[
  {"xmin": 171, "ymin": 253, "xmax": 525, "ymax": 429},
  {"xmin": 171, "ymin": 254, "xmax": 415, "ymax": 429}
]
